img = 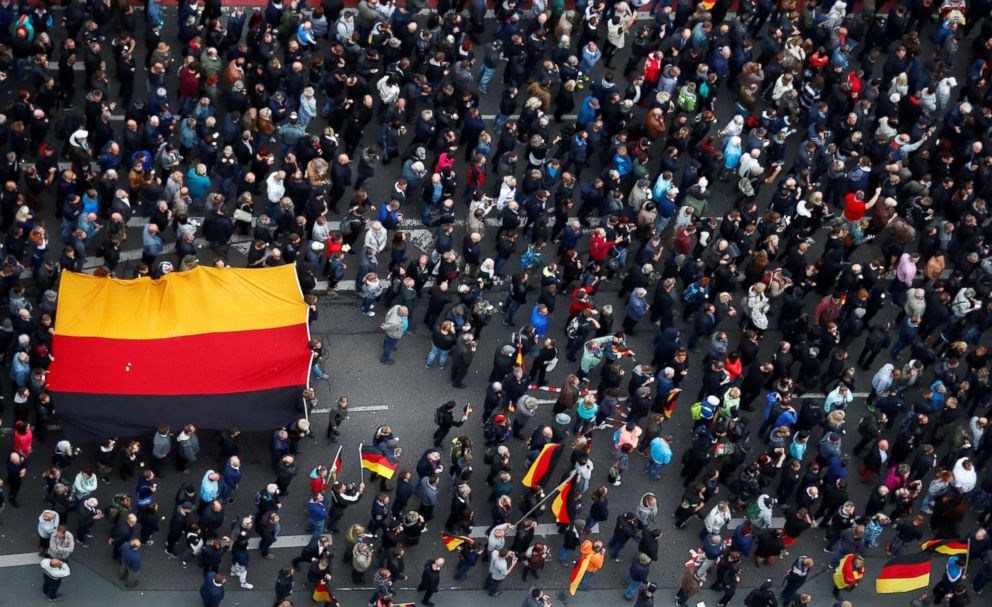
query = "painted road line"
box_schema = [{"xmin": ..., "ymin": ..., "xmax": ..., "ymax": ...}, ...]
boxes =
[
  {"xmin": 467, "ymin": 522, "xmax": 561, "ymax": 538},
  {"xmin": 246, "ymin": 533, "xmax": 324, "ymax": 551},
  {"xmin": 0, "ymin": 553, "xmax": 43, "ymax": 568},
  {"xmin": 728, "ymin": 517, "xmax": 787, "ymax": 529},
  {"xmin": 0, "ymin": 534, "xmax": 323, "ymax": 568},
  {"xmin": 798, "ymin": 393, "xmax": 870, "ymax": 398},
  {"xmin": 310, "ymin": 404, "xmax": 388, "ymax": 414}
]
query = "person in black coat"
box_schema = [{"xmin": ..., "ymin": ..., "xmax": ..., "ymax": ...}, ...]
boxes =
[
  {"xmin": 711, "ymin": 550, "xmax": 743, "ymax": 607},
  {"xmin": 257, "ymin": 511, "xmax": 279, "ymax": 559},
  {"xmin": 858, "ymin": 322, "xmax": 892, "ymax": 369},
  {"xmin": 432, "ymin": 400, "xmax": 468, "ymax": 447},
  {"xmin": 391, "ymin": 471, "xmax": 415, "ymax": 518},
  {"xmin": 291, "ymin": 534, "xmax": 331, "ymax": 570},
  {"xmin": 165, "ymin": 502, "xmax": 192, "ymax": 557},
  {"xmin": 110, "ymin": 514, "xmax": 137, "ymax": 560},
  {"xmin": 637, "ymin": 528, "xmax": 662, "ymax": 562},
  {"xmin": 274, "ymin": 566, "xmax": 295, "ymax": 604},
  {"xmin": 417, "ymin": 557, "xmax": 444, "ymax": 606},
  {"xmin": 200, "ymin": 538, "xmax": 230, "ymax": 574},
  {"xmin": 607, "ymin": 512, "xmax": 640, "ymax": 561},
  {"xmin": 385, "ymin": 546, "xmax": 407, "ymax": 581}
]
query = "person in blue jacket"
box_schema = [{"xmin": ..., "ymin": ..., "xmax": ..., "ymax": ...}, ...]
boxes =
[
  {"xmin": 529, "ymin": 304, "xmax": 549, "ymax": 338},
  {"xmin": 200, "ymin": 571, "xmax": 226, "ymax": 607}
]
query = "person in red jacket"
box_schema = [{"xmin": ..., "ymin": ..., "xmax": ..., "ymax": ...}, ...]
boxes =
[
  {"xmin": 309, "ymin": 465, "xmax": 332, "ymax": 496},
  {"xmin": 589, "ymin": 228, "xmax": 617, "ymax": 263},
  {"xmin": 177, "ymin": 60, "xmax": 201, "ymax": 116},
  {"xmin": 569, "ymin": 287, "xmax": 595, "ymax": 319},
  {"xmin": 831, "ymin": 553, "xmax": 864, "ymax": 599},
  {"xmin": 465, "ymin": 155, "xmax": 486, "ymax": 205}
]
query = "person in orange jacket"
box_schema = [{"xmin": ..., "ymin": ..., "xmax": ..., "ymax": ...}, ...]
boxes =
[
  {"xmin": 832, "ymin": 553, "xmax": 865, "ymax": 599},
  {"xmin": 575, "ymin": 539, "xmax": 606, "ymax": 591}
]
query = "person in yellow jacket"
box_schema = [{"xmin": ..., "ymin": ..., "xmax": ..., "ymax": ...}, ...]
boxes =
[
  {"xmin": 832, "ymin": 553, "xmax": 865, "ymax": 599},
  {"xmin": 575, "ymin": 539, "xmax": 606, "ymax": 591}
]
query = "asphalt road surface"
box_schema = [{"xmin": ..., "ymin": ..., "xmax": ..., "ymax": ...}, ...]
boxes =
[{"xmin": 0, "ymin": 2, "xmax": 980, "ymax": 607}]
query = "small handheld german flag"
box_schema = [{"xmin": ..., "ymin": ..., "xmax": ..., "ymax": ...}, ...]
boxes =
[
  {"xmin": 360, "ymin": 444, "xmax": 398, "ymax": 480},
  {"xmin": 440, "ymin": 533, "xmax": 473, "ymax": 551},
  {"xmin": 330, "ymin": 445, "xmax": 342, "ymax": 480},
  {"xmin": 921, "ymin": 539, "xmax": 969, "ymax": 555}
]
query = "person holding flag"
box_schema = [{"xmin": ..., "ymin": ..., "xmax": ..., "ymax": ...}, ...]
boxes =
[
  {"xmin": 431, "ymin": 400, "xmax": 469, "ymax": 448},
  {"xmin": 569, "ymin": 539, "xmax": 606, "ymax": 593},
  {"xmin": 932, "ymin": 555, "xmax": 966, "ymax": 604},
  {"xmin": 552, "ymin": 473, "xmax": 581, "ymax": 533},
  {"xmin": 832, "ymin": 553, "xmax": 865, "ymax": 599},
  {"xmin": 326, "ymin": 481, "xmax": 365, "ymax": 534}
]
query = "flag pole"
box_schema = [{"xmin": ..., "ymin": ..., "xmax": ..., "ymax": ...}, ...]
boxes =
[
  {"xmin": 358, "ymin": 442, "xmax": 364, "ymax": 484},
  {"xmin": 331, "ymin": 444, "xmax": 343, "ymax": 480},
  {"xmin": 513, "ymin": 471, "xmax": 576, "ymax": 527},
  {"xmin": 964, "ymin": 537, "xmax": 971, "ymax": 577}
]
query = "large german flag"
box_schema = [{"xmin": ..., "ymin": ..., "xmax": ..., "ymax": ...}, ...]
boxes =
[
  {"xmin": 48, "ymin": 266, "xmax": 312, "ymax": 441},
  {"xmin": 921, "ymin": 539, "xmax": 969, "ymax": 555},
  {"xmin": 551, "ymin": 476, "xmax": 576, "ymax": 524},
  {"xmin": 522, "ymin": 443, "xmax": 561, "ymax": 488},
  {"xmin": 360, "ymin": 445, "xmax": 398, "ymax": 479},
  {"xmin": 876, "ymin": 551, "xmax": 931, "ymax": 593}
]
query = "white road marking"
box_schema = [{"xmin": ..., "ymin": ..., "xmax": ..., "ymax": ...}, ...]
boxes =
[
  {"xmin": 728, "ymin": 517, "xmax": 787, "ymax": 529},
  {"xmin": 310, "ymin": 405, "xmax": 388, "ymax": 414},
  {"xmin": 0, "ymin": 533, "xmax": 325, "ymax": 568},
  {"xmin": 798, "ymin": 393, "xmax": 870, "ymax": 398},
  {"xmin": 467, "ymin": 522, "xmax": 561, "ymax": 538}
]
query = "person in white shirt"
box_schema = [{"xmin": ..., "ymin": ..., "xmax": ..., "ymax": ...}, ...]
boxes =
[
  {"xmin": 952, "ymin": 457, "xmax": 977, "ymax": 493},
  {"xmin": 41, "ymin": 557, "xmax": 70, "ymax": 601}
]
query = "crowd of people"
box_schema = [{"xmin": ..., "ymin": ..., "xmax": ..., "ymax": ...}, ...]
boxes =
[{"xmin": 2, "ymin": 0, "xmax": 992, "ymax": 606}]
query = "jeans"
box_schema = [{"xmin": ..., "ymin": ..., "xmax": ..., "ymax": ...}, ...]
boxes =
[
  {"xmin": 479, "ymin": 66, "xmax": 496, "ymax": 93},
  {"xmin": 503, "ymin": 298, "xmax": 521, "ymax": 324},
  {"xmin": 624, "ymin": 576, "xmax": 642, "ymax": 600},
  {"xmin": 453, "ymin": 560, "xmax": 473, "ymax": 581},
  {"xmin": 362, "ymin": 297, "xmax": 376, "ymax": 314},
  {"xmin": 311, "ymin": 362, "xmax": 327, "ymax": 380},
  {"xmin": 577, "ymin": 571, "xmax": 593, "ymax": 590},
  {"xmin": 426, "ymin": 344, "xmax": 449, "ymax": 368},
  {"xmin": 645, "ymin": 460, "xmax": 666, "ymax": 481},
  {"xmin": 608, "ymin": 536, "xmax": 628, "ymax": 560},
  {"xmin": 309, "ymin": 518, "xmax": 325, "ymax": 540},
  {"xmin": 381, "ymin": 335, "xmax": 399, "ymax": 362},
  {"xmin": 558, "ymin": 547, "xmax": 573, "ymax": 564},
  {"xmin": 494, "ymin": 255, "xmax": 511, "ymax": 276},
  {"xmin": 888, "ymin": 536, "xmax": 909, "ymax": 556}
]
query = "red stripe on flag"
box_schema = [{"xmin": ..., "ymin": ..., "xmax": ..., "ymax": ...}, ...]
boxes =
[{"xmin": 49, "ymin": 325, "xmax": 312, "ymax": 395}]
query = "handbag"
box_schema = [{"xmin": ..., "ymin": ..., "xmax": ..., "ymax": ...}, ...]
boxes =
[
  {"xmin": 546, "ymin": 357, "xmax": 559, "ymax": 373},
  {"xmin": 737, "ymin": 176, "xmax": 755, "ymax": 197},
  {"xmin": 232, "ymin": 208, "xmax": 253, "ymax": 223}
]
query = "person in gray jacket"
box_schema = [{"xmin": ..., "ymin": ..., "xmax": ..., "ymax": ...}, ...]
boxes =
[
  {"xmin": 151, "ymin": 425, "xmax": 171, "ymax": 478},
  {"xmin": 380, "ymin": 305, "xmax": 409, "ymax": 364},
  {"xmin": 415, "ymin": 474, "xmax": 440, "ymax": 521}
]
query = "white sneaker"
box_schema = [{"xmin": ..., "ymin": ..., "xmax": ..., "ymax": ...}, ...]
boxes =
[
  {"xmin": 241, "ymin": 583, "xmax": 254, "ymax": 590},
  {"xmin": 365, "ymin": 310, "xmax": 375, "ymax": 316}
]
